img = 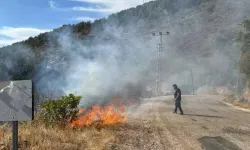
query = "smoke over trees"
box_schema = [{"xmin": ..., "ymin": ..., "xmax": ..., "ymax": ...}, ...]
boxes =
[
  {"xmin": 238, "ymin": 19, "xmax": 250, "ymax": 88},
  {"xmin": 0, "ymin": 0, "xmax": 250, "ymax": 105}
]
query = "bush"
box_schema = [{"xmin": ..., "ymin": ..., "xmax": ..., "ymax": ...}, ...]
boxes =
[{"xmin": 40, "ymin": 94, "xmax": 82, "ymax": 126}]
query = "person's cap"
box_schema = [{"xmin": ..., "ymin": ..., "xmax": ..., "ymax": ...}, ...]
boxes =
[{"xmin": 172, "ymin": 84, "xmax": 177, "ymax": 87}]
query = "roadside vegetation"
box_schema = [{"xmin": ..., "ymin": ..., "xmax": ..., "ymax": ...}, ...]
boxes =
[
  {"xmin": 0, "ymin": 94, "xmax": 92, "ymax": 150},
  {"xmin": 233, "ymin": 101, "xmax": 250, "ymax": 110},
  {"xmin": 1, "ymin": 1, "xmax": 250, "ymax": 149},
  {"xmin": 231, "ymin": 19, "xmax": 250, "ymax": 110},
  {"xmin": 223, "ymin": 94, "xmax": 250, "ymax": 110},
  {"xmin": 0, "ymin": 93, "xmax": 159, "ymax": 150},
  {"xmin": 0, "ymin": 94, "xmax": 115, "ymax": 150},
  {"xmin": 220, "ymin": 19, "xmax": 250, "ymax": 111},
  {"xmin": 238, "ymin": 19, "xmax": 250, "ymax": 87}
]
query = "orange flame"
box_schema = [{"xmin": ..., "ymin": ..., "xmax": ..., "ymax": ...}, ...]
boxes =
[
  {"xmin": 77, "ymin": 108, "xmax": 86, "ymax": 115},
  {"xmin": 71, "ymin": 101, "xmax": 126, "ymax": 128}
]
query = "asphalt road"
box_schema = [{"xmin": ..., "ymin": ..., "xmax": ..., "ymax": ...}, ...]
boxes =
[{"xmin": 127, "ymin": 95, "xmax": 250, "ymax": 150}]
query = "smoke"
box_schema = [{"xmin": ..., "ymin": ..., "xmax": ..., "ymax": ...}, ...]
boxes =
[
  {"xmin": 42, "ymin": 25, "xmax": 157, "ymax": 106},
  {"xmin": 155, "ymin": 0, "xmax": 250, "ymax": 92},
  {"xmin": 2, "ymin": 0, "xmax": 250, "ymax": 106},
  {"xmin": 36, "ymin": 0, "xmax": 250, "ymax": 105}
]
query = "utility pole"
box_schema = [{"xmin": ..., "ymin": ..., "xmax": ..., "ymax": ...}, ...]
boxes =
[
  {"xmin": 237, "ymin": 70, "xmax": 239, "ymax": 94},
  {"xmin": 186, "ymin": 73, "xmax": 188, "ymax": 84},
  {"xmin": 191, "ymin": 69, "xmax": 194, "ymax": 95},
  {"xmin": 152, "ymin": 31, "xmax": 170, "ymax": 96}
]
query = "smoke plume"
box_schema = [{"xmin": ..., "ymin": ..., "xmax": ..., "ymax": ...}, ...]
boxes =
[{"xmin": 2, "ymin": 0, "xmax": 250, "ymax": 106}]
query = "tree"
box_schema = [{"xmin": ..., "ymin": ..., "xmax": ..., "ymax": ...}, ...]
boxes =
[{"xmin": 238, "ymin": 19, "xmax": 250, "ymax": 88}]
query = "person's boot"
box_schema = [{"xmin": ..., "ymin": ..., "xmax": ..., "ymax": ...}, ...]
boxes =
[
  {"xmin": 173, "ymin": 111, "xmax": 177, "ymax": 114},
  {"xmin": 180, "ymin": 112, "xmax": 184, "ymax": 115}
]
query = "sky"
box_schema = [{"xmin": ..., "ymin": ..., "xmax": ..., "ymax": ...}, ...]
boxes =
[{"xmin": 0, "ymin": 0, "xmax": 151, "ymax": 48}]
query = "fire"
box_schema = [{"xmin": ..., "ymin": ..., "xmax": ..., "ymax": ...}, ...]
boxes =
[
  {"xmin": 71, "ymin": 102, "xmax": 126, "ymax": 128},
  {"xmin": 77, "ymin": 108, "xmax": 86, "ymax": 115}
]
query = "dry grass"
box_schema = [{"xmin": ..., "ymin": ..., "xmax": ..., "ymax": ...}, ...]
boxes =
[
  {"xmin": 223, "ymin": 95, "xmax": 250, "ymax": 110},
  {"xmin": 233, "ymin": 101, "xmax": 250, "ymax": 110},
  {"xmin": 224, "ymin": 94, "xmax": 237, "ymax": 104},
  {"xmin": 0, "ymin": 120, "xmax": 117, "ymax": 150},
  {"xmin": 0, "ymin": 118, "xmax": 163, "ymax": 150}
]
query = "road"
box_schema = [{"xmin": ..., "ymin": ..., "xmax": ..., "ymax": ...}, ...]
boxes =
[{"xmin": 126, "ymin": 95, "xmax": 250, "ymax": 150}]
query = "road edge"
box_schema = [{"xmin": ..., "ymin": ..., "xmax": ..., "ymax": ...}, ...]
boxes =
[{"xmin": 220, "ymin": 98, "xmax": 250, "ymax": 113}]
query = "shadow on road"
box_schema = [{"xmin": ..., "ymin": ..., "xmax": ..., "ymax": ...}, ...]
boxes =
[
  {"xmin": 142, "ymin": 100, "xmax": 168, "ymax": 103},
  {"xmin": 184, "ymin": 114, "xmax": 225, "ymax": 118},
  {"xmin": 198, "ymin": 136, "xmax": 241, "ymax": 150},
  {"xmin": 140, "ymin": 100, "xmax": 173, "ymax": 105}
]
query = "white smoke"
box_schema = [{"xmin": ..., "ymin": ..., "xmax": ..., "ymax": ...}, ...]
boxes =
[
  {"xmin": 37, "ymin": 0, "xmax": 250, "ymax": 106},
  {"xmin": 2, "ymin": 0, "xmax": 250, "ymax": 106}
]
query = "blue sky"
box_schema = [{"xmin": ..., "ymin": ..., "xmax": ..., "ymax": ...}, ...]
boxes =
[{"xmin": 0, "ymin": 0, "xmax": 148, "ymax": 47}]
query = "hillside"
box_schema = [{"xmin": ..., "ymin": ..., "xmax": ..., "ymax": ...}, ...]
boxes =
[
  {"xmin": 0, "ymin": 0, "xmax": 250, "ymax": 105},
  {"xmin": 0, "ymin": 0, "xmax": 200, "ymax": 77}
]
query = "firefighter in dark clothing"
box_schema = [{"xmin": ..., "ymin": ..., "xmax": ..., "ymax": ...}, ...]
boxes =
[{"xmin": 173, "ymin": 84, "xmax": 184, "ymax": 115}]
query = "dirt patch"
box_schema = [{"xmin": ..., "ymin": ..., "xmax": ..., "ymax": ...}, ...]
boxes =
[
  {"xmin": 201, "ymin": 126, "xmax": 208, "ymax": 130},
  {"xmin": 208, "ymin": 108, "xmax": 218, "ymax": 112},
  {"xmin": 105, "ymin": 122, "xmax": 166, "ymax": 150},
  {"xmin": 198, "ymin": 136, "xmax": 242, "ymax": 150}
]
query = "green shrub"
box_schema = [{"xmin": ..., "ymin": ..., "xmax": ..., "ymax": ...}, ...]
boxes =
[{"xmin": 40, "ymin": 94, "xmax": 82, "ymax": 126}]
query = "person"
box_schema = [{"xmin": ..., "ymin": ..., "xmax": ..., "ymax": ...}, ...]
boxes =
[{"xmin": 173, "ymin": 84, "xmax": 184, "ymax": 115}]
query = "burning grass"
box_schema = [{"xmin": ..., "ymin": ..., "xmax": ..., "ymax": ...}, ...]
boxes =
[
  {"xmin": 0, "ymin": 96, "xmax": 146, "ymax": 150},
  {"xmin": 70, "ymin": 97, "xmax": 138, "ymax": 128},
  {"xmin": 0, "ymin": 98, "xmax": 140, "ymax": 150},
  {"xmin": 71, "ymin": 103, "xmax": 126, "ymax": 128}
]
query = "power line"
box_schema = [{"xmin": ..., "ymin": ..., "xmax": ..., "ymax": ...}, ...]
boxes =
[{"xmin": 152, "ymin": 31, "xmax": 170, "ymax": 96}]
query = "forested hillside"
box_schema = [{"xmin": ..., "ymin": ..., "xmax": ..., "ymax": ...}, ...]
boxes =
[
  {"xmin": 0, "ymin": 0, "xmax": 250, "ymax": 104},
  {"xmin": 0, "ymin": 0, "xmax": 201, "ymax": 80}
]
